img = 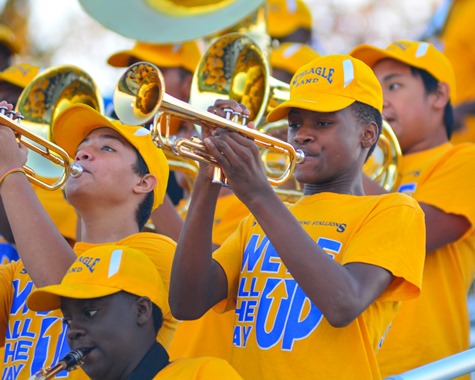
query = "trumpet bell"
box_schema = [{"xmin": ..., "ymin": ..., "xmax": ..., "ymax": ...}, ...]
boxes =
[
  {"xmin": 114, "ymin": 62, "xmax": 164, "ymax": 126},
  {"xmin": 78, "ymin": 0, "xmax": 264, "ymax": 43}
]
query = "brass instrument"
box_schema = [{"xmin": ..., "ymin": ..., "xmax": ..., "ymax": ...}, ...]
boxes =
[
  {"xmin": 78, "ymin": 0, "xmax": 264, "ymax": 44},
  {"xmin": 28, "ymin": 348, "xmax": 91, "ymax": 380},
  {"xmin": 0, "ymin": 107, "xmax": 83, "ymax": 190},
  {"xmin": 363, "ymin": 120, "xmax": 401, "ymax": 191},
  {"xmin": 113, "ymin": 61, "xmax": 304, "ymax": 187},
  {"xmin": 190, "ymin": 33, "xmax": 290, "ymax": 127},
  {"xmin": 10, "ymin": 65, "xmax": 103, "ymax": 190}
]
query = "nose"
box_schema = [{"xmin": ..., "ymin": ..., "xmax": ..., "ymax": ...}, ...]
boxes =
[
  {"xmin": 291, "ymin": 126, "xmax": 314, "ymax": 145},
  {"xmin": 66, "ymin": 320, "xmax": 86, "ymax": 342},
  {"xmin": 75, "ymin": 147, "xmax": 93, "ymax": 162}
]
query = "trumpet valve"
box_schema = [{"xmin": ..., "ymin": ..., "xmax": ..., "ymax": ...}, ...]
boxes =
[{"xmin": 223, "ymin": 108, "xmax": 248, "ymax": 126}]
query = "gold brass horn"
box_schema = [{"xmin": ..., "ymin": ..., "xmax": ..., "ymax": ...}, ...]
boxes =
[
  {"xmin": 363, "ymin": 120, "xmax": 401, "ymax": 191},
  {"xmin": 190, "ymin": 32, "xmax": 290, "ymax": 127},
  {"xmin": 78, "ymin": 0, "xmax": 265, "ymax": 44},
  {"xmin": 113, "ymin": 61, "xmax": 304, "ymax": 186},
  {"xmin": 12, "ymin": 65, "xmax": 104, "ymax": 190},
  {"xmin": 0, "ymin": 108, "xmax": 83, "ymax": 191},
  {"xmin": 28, "ymin": 348, "xmax": 91, "ymax": 380}
]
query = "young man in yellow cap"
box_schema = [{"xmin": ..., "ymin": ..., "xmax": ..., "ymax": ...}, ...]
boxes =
[
  {"xmin": 108, "ymin": 40, "xmax": 201, "ymax": 231},
  {"xmin": 0, "ymin": 63, "xmax": 78, "ymax": 254},
  {"xmin": 169, "ymin": 54, "xmax": 426, "ymax": 379},
  {"xmin": 350, "ymin": 40, "xmax": 475, "ymax": 378},
  {"xmin": 26, "ymin": 244, "xmax": 242, "ymax": 379},
  {"xmin": 0, "ymin": 103, "xmax": 176, "ymax": 378}
]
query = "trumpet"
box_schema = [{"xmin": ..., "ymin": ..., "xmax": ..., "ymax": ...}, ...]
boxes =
[
  {"xmin": 5, "ymin": 64, "xmax": 103, "ymax": 190},
  {"xmin": 113, "ymin": 61, "xmax": 304, "ymax": 187},
  {"xmin": 28, "ymin": 348, "xmax": 91, "ymax": 380},
  {"xmin": 0, "ymin": 107, "xmax": 83, "ymax": 190}
]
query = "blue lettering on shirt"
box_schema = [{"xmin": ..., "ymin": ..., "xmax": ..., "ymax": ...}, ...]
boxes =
[{"xmin": 234, "ymin": 234, "xmax": 341, "ymax": 350}]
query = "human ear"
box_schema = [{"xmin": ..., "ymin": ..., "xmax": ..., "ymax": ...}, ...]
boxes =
[
  {"xmin": 136, "ymin": 297, "xmax": 153, "ymax": 326},
  {"xmin": 361, "ymin": 121, "xmax": 378, "ymax": 149},
  {"xmin": 432, "ymin": 82, "xmax": 450, "ymax": 110},
  {"xmin": 134, "ymin": 174, "xmax": 157, "ymax": 196}
]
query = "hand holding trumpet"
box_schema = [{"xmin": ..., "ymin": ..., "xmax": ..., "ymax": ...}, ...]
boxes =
[
  {"xmin": 0, "ymin": 100, "xmax": 29, "ymax": 184},
  {"xmin": 202, "ymin": 99, "xmax": 277, "ymax": 204}
]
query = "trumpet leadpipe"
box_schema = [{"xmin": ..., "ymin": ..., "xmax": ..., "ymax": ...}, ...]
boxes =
[{"xmin": 0, "ymin": 108, "xmax": 76, "ymax": 190}]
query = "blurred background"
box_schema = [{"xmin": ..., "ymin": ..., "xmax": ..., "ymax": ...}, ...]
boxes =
[{"xmin": 0, "ymin": 0, "xmax": 444, "ymax": 98}]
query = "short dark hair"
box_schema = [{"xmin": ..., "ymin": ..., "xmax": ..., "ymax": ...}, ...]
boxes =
[
  {"xmin": 131, "ymin": 147, "xmax": 154, "ymax": 230},
  {"xmin": 349, "ymin": 101, "xmax": 382, "ymax": 161},
  {"xmin": 410, "ymin": 66, "xmax": 454, "ymax": 139}
]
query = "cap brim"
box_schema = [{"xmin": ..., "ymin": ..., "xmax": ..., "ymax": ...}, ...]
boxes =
[
  {"xmin": 52, "ymin": 104, "xmax": 117, "ymax": 157},
  {"xmin": 267, "ymin": 95, "xmax": 356, "ymax": 122},
  {"xmin": 79, "ymin": 0, "xmax": 264, "ymax": 43},
  {"xmin": 27, "ymin": 283, "xmax": 120, "ymax": 312},
  {"xmin": 350, "ymin": 44, "xmax": 408, "ymax": 69}
]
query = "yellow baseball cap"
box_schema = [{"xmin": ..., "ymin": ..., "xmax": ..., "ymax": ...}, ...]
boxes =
[
  {"xmin": 267, "ymin": 0, "xmax": 313, "ymax": 38},
  {"xmin": 27, "ymin": 244, "xmax": 168, "ymax": 316},
  {"xmin": 267, "ymin": 54, "xmax": 383, "ymax": 122},
  {"xmin": 0, "ymin": 63, "xmax": 41, "ymax": 88},
  {"xmin": 52, "ymin": 104, "xmax": 169, "ymax": 211},
  {"xmin": 350, "ymin": 40, "xmax": 456, "ymax": 103},
  {"xmin": 107, "ymin": 41, "xmax": 202, "ymax": 74},
  {"xmin": 0, "ymin": 24, "xmax": 20, "ymax": 54},
  {"xmin": 270, "ymin": 42, "xmax": 320, "ymax": 76}
]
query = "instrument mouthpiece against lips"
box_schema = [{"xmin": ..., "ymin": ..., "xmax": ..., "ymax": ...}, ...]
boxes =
[
  {"xmin": 296, "ymin": 149, "xmax": 305, "ymax": 164},
  {"xmin": 70, "ymin": 163, "xmax": 84, "ymax": 178}
]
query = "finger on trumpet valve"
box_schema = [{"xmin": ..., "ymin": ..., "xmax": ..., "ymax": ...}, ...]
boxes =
[{"xmin": 223, "ymin": 108, "xmax": 233, "ymax": 120}]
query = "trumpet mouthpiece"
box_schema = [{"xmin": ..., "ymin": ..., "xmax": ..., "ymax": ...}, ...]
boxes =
[
  {"xmin": 70, "ymin": 163, "xmax": 84, "ymax": 178},
  {"xmin": 296, "ymin": 149, "xmax": 305, "ymax": 164}
]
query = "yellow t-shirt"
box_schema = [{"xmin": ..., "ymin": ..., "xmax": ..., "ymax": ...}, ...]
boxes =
[
  {"xmin": 0, "ymin": 232, "xmax": 176, "ymax": 380},
  {"xmin": 213, "ymin": 192, "xmax": 425, "ymax": 380},
  {"xmin": 378, "ymin": 143, "xmax": 475, "ymax": 379},
  {"xmin": 439, "ymin": 0, "xmax": 475, "ymax": 144},
  {"xmin": 168, "ymin": 194, "xmax": 250, "ymax": 361}
]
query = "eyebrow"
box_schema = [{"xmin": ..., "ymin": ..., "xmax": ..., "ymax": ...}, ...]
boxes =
[
  {"xmin": 381, "ymin": 73, "xmax": 404, "ymax": 83},
  {"xmin": 77, "ymin": 132, "xmax": 127, "ymax": 149}
]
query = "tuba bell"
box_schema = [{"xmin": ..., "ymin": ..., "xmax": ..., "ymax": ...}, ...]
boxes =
[
  {"xmin": 12, "ymin": 65, "xmax": 104, "ymax": 190},
  {"xmin": 78, "ymin": 0, "xmax": 265, "ymax": 44}
]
